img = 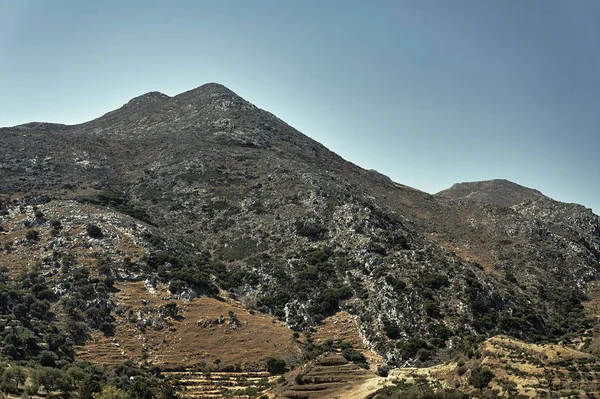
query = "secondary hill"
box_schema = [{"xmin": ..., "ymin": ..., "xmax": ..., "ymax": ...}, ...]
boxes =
[{"xmin": 435, "ymin": 179, "xmax": 546, "ymax": 207}]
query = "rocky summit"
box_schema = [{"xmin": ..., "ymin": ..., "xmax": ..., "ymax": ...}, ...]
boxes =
[{"xmin": 1, "ymin": 83, "xmax": 600, "ymax": 398}]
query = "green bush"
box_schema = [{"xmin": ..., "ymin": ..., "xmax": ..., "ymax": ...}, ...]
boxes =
[
  {"xmin": 86, "ymin": 224, "xmax": 103, "ymax": 239},
  {"xmin": 469, "ymin": 366, "xmax": 494, "ymax": 390},
  {"xmin": 92, "ymin": 385, "xmax": 127, "ymax": 399},
  {"xmin": 424, "ymin": 300, "xmax": 441, "ymax": 318},
  {"xmin": 377, "ymin": 365, "xmax": 390, "ymax": 377},
  {"xmin": 385, "ymin": 276, "xmax": 406, "ymax": 293},
  {"xmin": 422, "ymin": 273, "xmax": 450, "ymax": 290},
  {"xmin": 295, "ymin": 220, "xmax": 328, "ymax": 241},
  {"xmin": 25, "ymin": 229, "xmax": 40, "ymax": 241},
  {"xmin": 342, "ymin": 348, "xmax": 367, "ymax": 364},
  {"xmin": 266, "ymin": 358, "xmax": 286, "ymax": 375},
  {"xmin": 384, "ymin": 322, "xmax": 401, "ymax": 340}
]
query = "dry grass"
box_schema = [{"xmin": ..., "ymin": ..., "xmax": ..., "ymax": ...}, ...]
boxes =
[
  {"xmin": 76, "ymin": 281, "xmax": 302, "ymax": 371},
  {"xmin": 399, "ymin": 335, "xmax": 600, "ymax": 398},
  {"xmin": 432, "ymin": 239, "xmax": 497, "ymax": 276}
]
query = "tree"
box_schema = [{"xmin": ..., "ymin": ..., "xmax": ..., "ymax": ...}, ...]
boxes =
[
  {"xmin": 92, "ymin": 386, "xmax": 128, "ymax": 399},
  {"xmin": 469, "ymin": 366, "xmax": 494, "ymax": 390},
  {"xmin": 38, "ymin": 350, "xmax": 58, "ymax": 367},
  {"xmin": 35, "ymin": 367, "xmax": 62, "ymax": 393},
  {"xmin": 66, "ymin": 366, "xmax": 87, "ymax": 391},
  {"xmin": 129, "ymin": 378, "xmax": 155, "ymax": 399},
  {"xmin": 0, "ymin": 367, "xmax": 26, "ymax": 394},
  {"xmin": 266, "ymin": 358, "xmax": 286, "ymax": 375}
]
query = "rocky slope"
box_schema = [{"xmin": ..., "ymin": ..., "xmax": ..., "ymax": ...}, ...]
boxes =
[
  {"xmin": 2, "ymin": 83, "xmax": 600, "ymax": 397},
  {"xmin": 436, "ymin": 179, "xmax": 546, "ymax": 207}
]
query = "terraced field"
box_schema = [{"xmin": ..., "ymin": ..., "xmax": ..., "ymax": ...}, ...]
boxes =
[
  {"xmin": 384, "ymin": 336, "xmax": 600, "ymax": 398},
  {"xmin": 76, "ymin": 281, "xmax": 302, "ymax": 370},
  {"xmin": 275, "ymin": 353, "xmax": 387, "ymax": 399},
  {"xmin": 164, "ymin": 370, "xmax": 275, "ymax": 399},
  {"xmin": 480, "ymin": 336, "xmax": 600, "ymax": 397}
]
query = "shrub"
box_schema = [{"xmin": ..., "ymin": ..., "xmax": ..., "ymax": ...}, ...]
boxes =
[
  {"xmin": 384, "ymin": 322, "xmax": 401, "ymax": 340},
  {"xmin": 295, "ymin": 220, "xmax": 328, "ymax": 241},
  {"xmin": 266, "ymin": 358, "xmax": 286, "ymax": 375},
  {"xmin": 469, "ymin": 366, "xmax": 494, "ymax": 390},
  {"xmin": 416, "ymin": 348, "xmax": 431, "ymax": 361},
  {"xmin": 422, "ymin": 273, "xmax": 450, "ymax": 290},
  {"xmin": 342, "ymin": 348, "xmax": 367, "ymax": 364},
  {"xmin": 377, "ymin": 365, "xmax": 391, "ymax": 377},
  {"xmin": 385, "ymin": 276, "xmax": 406, "ymax": 292},
  {"xmin": 86, "ymin": 224, "xmax": 103, "ymax": 239},
  {"xmin": 424, "ymin": 300, "xmax": 441, "ymax": 318},
  {"xmin": 373, "ymin": 384, "xmax": 469, "ymax": 399},
  {"xmin": 25, "ymin": 230, "xmax": 40, "ymax": 241}
]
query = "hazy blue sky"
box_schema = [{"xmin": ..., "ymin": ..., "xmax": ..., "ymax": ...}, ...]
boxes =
[{"xmin": 1, "ymin": 1, "xmax": 599, "ymax": 212}]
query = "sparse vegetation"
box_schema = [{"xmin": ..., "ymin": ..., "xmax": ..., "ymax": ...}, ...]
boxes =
[
  {"xmin": 88, "ymin": 192, "xmax": 155, "ymax": 225},
  {"xmin": 0, "ymin": 266, "xmax": 177, "ymax": 398},
  {"xmin": 372, "ymin": 377, "xmax": 469, "ymax": 399}
]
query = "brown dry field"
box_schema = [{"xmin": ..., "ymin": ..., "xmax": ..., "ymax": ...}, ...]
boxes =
[{"xmin": 76, "ymin": 281, "xmax": 302, "ymax": 371}]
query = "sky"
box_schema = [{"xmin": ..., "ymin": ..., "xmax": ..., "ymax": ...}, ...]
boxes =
[{"xmin": 1, "ymin": 0, "xmax": 599, "ymax": 213}]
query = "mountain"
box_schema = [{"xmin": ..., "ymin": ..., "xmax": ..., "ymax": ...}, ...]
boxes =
[
  {"xmin": 1, "ymin": 83, "xmax": 600, "ymax": 398},
  {"xmin": 436, "ymin": 179, "xmax": 546, "ymax": 207}
]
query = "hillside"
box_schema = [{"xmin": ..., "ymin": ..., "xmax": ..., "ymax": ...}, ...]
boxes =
[{"xmin": 1, "ymin": 83, "xmax": 600, "ymax": 398}]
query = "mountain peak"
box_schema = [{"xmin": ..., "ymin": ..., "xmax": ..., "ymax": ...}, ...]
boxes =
[
  {"xmin": 173, "ymin": 82, "xmax": 240, "ymax": 102},
  {"xmin": 435, "ymin": 179, "xmax": 546, "ymax": 207},
  {"xmin": 193, "ymin": 82, "xmax": 234, "ymax": 93},
  {"xmin": 124, "ymin": 91, "xmax": 170, "ymax": 107}
]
